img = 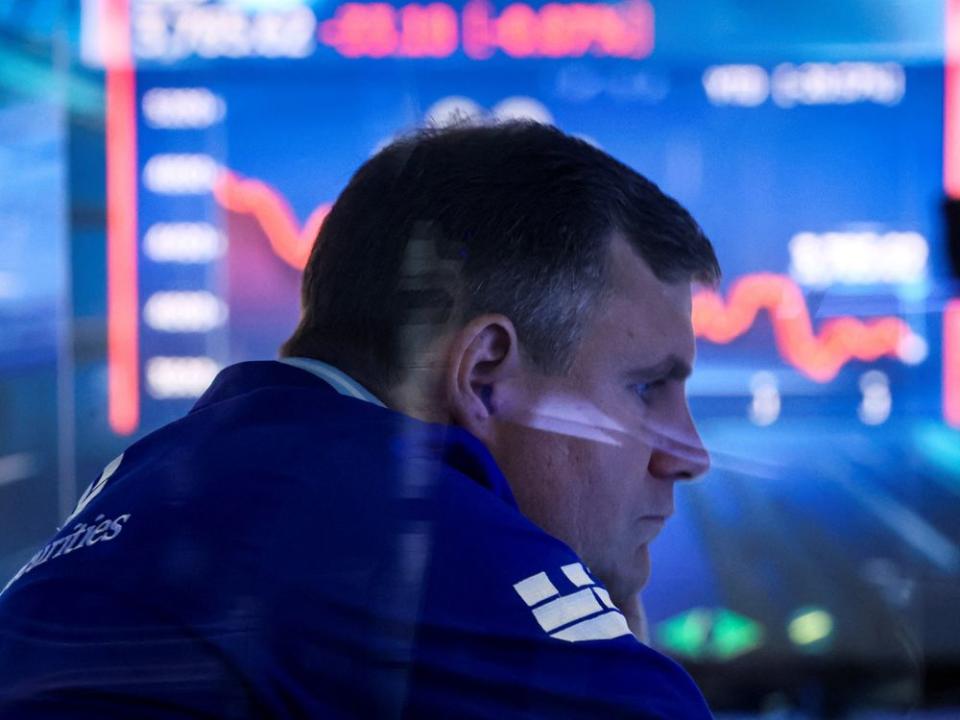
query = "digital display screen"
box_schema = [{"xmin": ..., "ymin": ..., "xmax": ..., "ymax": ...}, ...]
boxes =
[{"xmin": 3, "ymin": 0, "xmax": 958, "ymax": 709}]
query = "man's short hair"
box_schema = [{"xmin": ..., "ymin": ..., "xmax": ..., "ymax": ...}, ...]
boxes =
[{"xmin": 281, "ymin": 121, "xmax": 720, "ymax": 394}]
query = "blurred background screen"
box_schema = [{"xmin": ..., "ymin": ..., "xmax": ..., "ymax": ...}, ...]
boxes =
[{"xmin": 1, "ymin": 0, "xmax": 958, "ymax": 716}]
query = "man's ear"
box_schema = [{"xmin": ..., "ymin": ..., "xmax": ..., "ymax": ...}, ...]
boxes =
[{"xmin": 445, "ymin": 314, "xmax": 522, "ymax": 439}]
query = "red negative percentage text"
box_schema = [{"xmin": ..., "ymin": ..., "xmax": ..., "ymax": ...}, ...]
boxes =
[{"xmin": 319, "ymin": 0, "xmax": 654, "ymax": 59}]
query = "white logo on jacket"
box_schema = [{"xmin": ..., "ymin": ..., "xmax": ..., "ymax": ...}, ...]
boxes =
[
  {"xmin": 513, "ymin": 563, "xmax": 632, "ymax": 642},
  {"xmin": 0, "ymin": 513, "xmax": 132, "ymax": 596}
]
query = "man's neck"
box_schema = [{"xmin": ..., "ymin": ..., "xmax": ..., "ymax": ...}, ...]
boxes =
[{"xmin": 612, "ymin": 591, "xmax": 649, "ymax": 644}]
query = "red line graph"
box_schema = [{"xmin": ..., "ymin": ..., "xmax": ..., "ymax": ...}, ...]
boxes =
[
  {"xmin": 213, "ymin": 170, "xmax": 331, "ymax": 271},
  {"xmin": 213, "ymin": 174, "xmax": 918, "ymax": 385},
  {"xmin": 692, "ymin": 274, "xmax": 913, "ymax": 382}
]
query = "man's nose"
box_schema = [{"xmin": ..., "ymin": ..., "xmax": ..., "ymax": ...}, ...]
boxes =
[{"xmin": 647, "ymin": 403, "xmax": 710, "ymax": 482}]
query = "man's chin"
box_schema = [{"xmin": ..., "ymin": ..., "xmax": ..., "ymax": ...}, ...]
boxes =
[{"xmin": 600, "ymin": 547, "xmax": 651, "ymax": 608}]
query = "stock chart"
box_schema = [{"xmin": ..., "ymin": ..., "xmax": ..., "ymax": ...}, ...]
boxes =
[{"xmin": 1, "ymin": 0, "xmax": 957, "ymax": 709}]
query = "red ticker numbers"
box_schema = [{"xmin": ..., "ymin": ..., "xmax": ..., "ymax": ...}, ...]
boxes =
[
  {"xmin": 319, "ymin": 0, "xmax": 654, "ymax": 60},
  {"xmin": 399, "ymin": 3, "xmax": 460, "ymax": 56},
  {"xmin": 464, "ymin": 0, "xmax": 653, "ymax": 59},
  {"xmin": 320, "ymin": 2, "xmax": 458, "ymax": 57}
]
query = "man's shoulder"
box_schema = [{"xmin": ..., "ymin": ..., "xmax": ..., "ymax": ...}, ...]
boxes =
[
  {"xmin": 8, "ymin": 359, "xmax": 526, "ymax": 592},
  {"xmin": 130, "ymin": 360, "xmax": 420, "ymax": 491},
  {"xmin": 0, "ymin": 360, "xmax": 713, "ymax": 718}
]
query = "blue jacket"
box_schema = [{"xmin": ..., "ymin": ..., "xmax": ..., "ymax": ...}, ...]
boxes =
[{"xmin": 0, "ymin": 360, "xmax": 713, "ymax": 718}]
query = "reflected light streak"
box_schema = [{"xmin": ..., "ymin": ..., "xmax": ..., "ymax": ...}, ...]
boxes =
[
  {"xmin": 524, "ymin": 394, "xmax": 627, "ymax": 446},
  {"xmin": 523, "ymin": 393, "xmax": 712, "ymax": 470}
]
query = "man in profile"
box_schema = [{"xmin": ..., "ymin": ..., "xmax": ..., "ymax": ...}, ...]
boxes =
[{"xmin": 0, "ymin": 121, "xmax": 720, "ymax": 717}]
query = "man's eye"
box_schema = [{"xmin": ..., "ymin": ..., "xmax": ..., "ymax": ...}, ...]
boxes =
[{"xmin": 632, "ymin": 380, "xmax": 666, "ymax": 403}]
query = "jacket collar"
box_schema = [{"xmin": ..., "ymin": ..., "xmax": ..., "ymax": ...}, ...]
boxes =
[{"xmin": 279, "ymin": 357, "xmax": 386, "ymax": 407}]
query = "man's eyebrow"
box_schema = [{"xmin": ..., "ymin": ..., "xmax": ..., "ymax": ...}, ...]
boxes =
[{"xmin": 626, "ymin": 355, "xmax": 692, "ymax": 381}]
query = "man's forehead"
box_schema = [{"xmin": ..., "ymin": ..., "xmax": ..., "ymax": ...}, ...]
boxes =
[
  {"xmin": 599, "ymin": 236, "xmax": 697, "ymax": 364},
  {"xmin": 606, "ymin": 238, "xmax": 693, "ymax": 314},
  {"xmin": 607, "ymin": 236, "xmax": 691, "ymax": 306}
]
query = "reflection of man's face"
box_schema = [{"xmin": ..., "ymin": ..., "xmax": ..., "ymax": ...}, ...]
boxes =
[{"xmin": 492, "ymin": 235, "xmax": 710, "ymax": 604}]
